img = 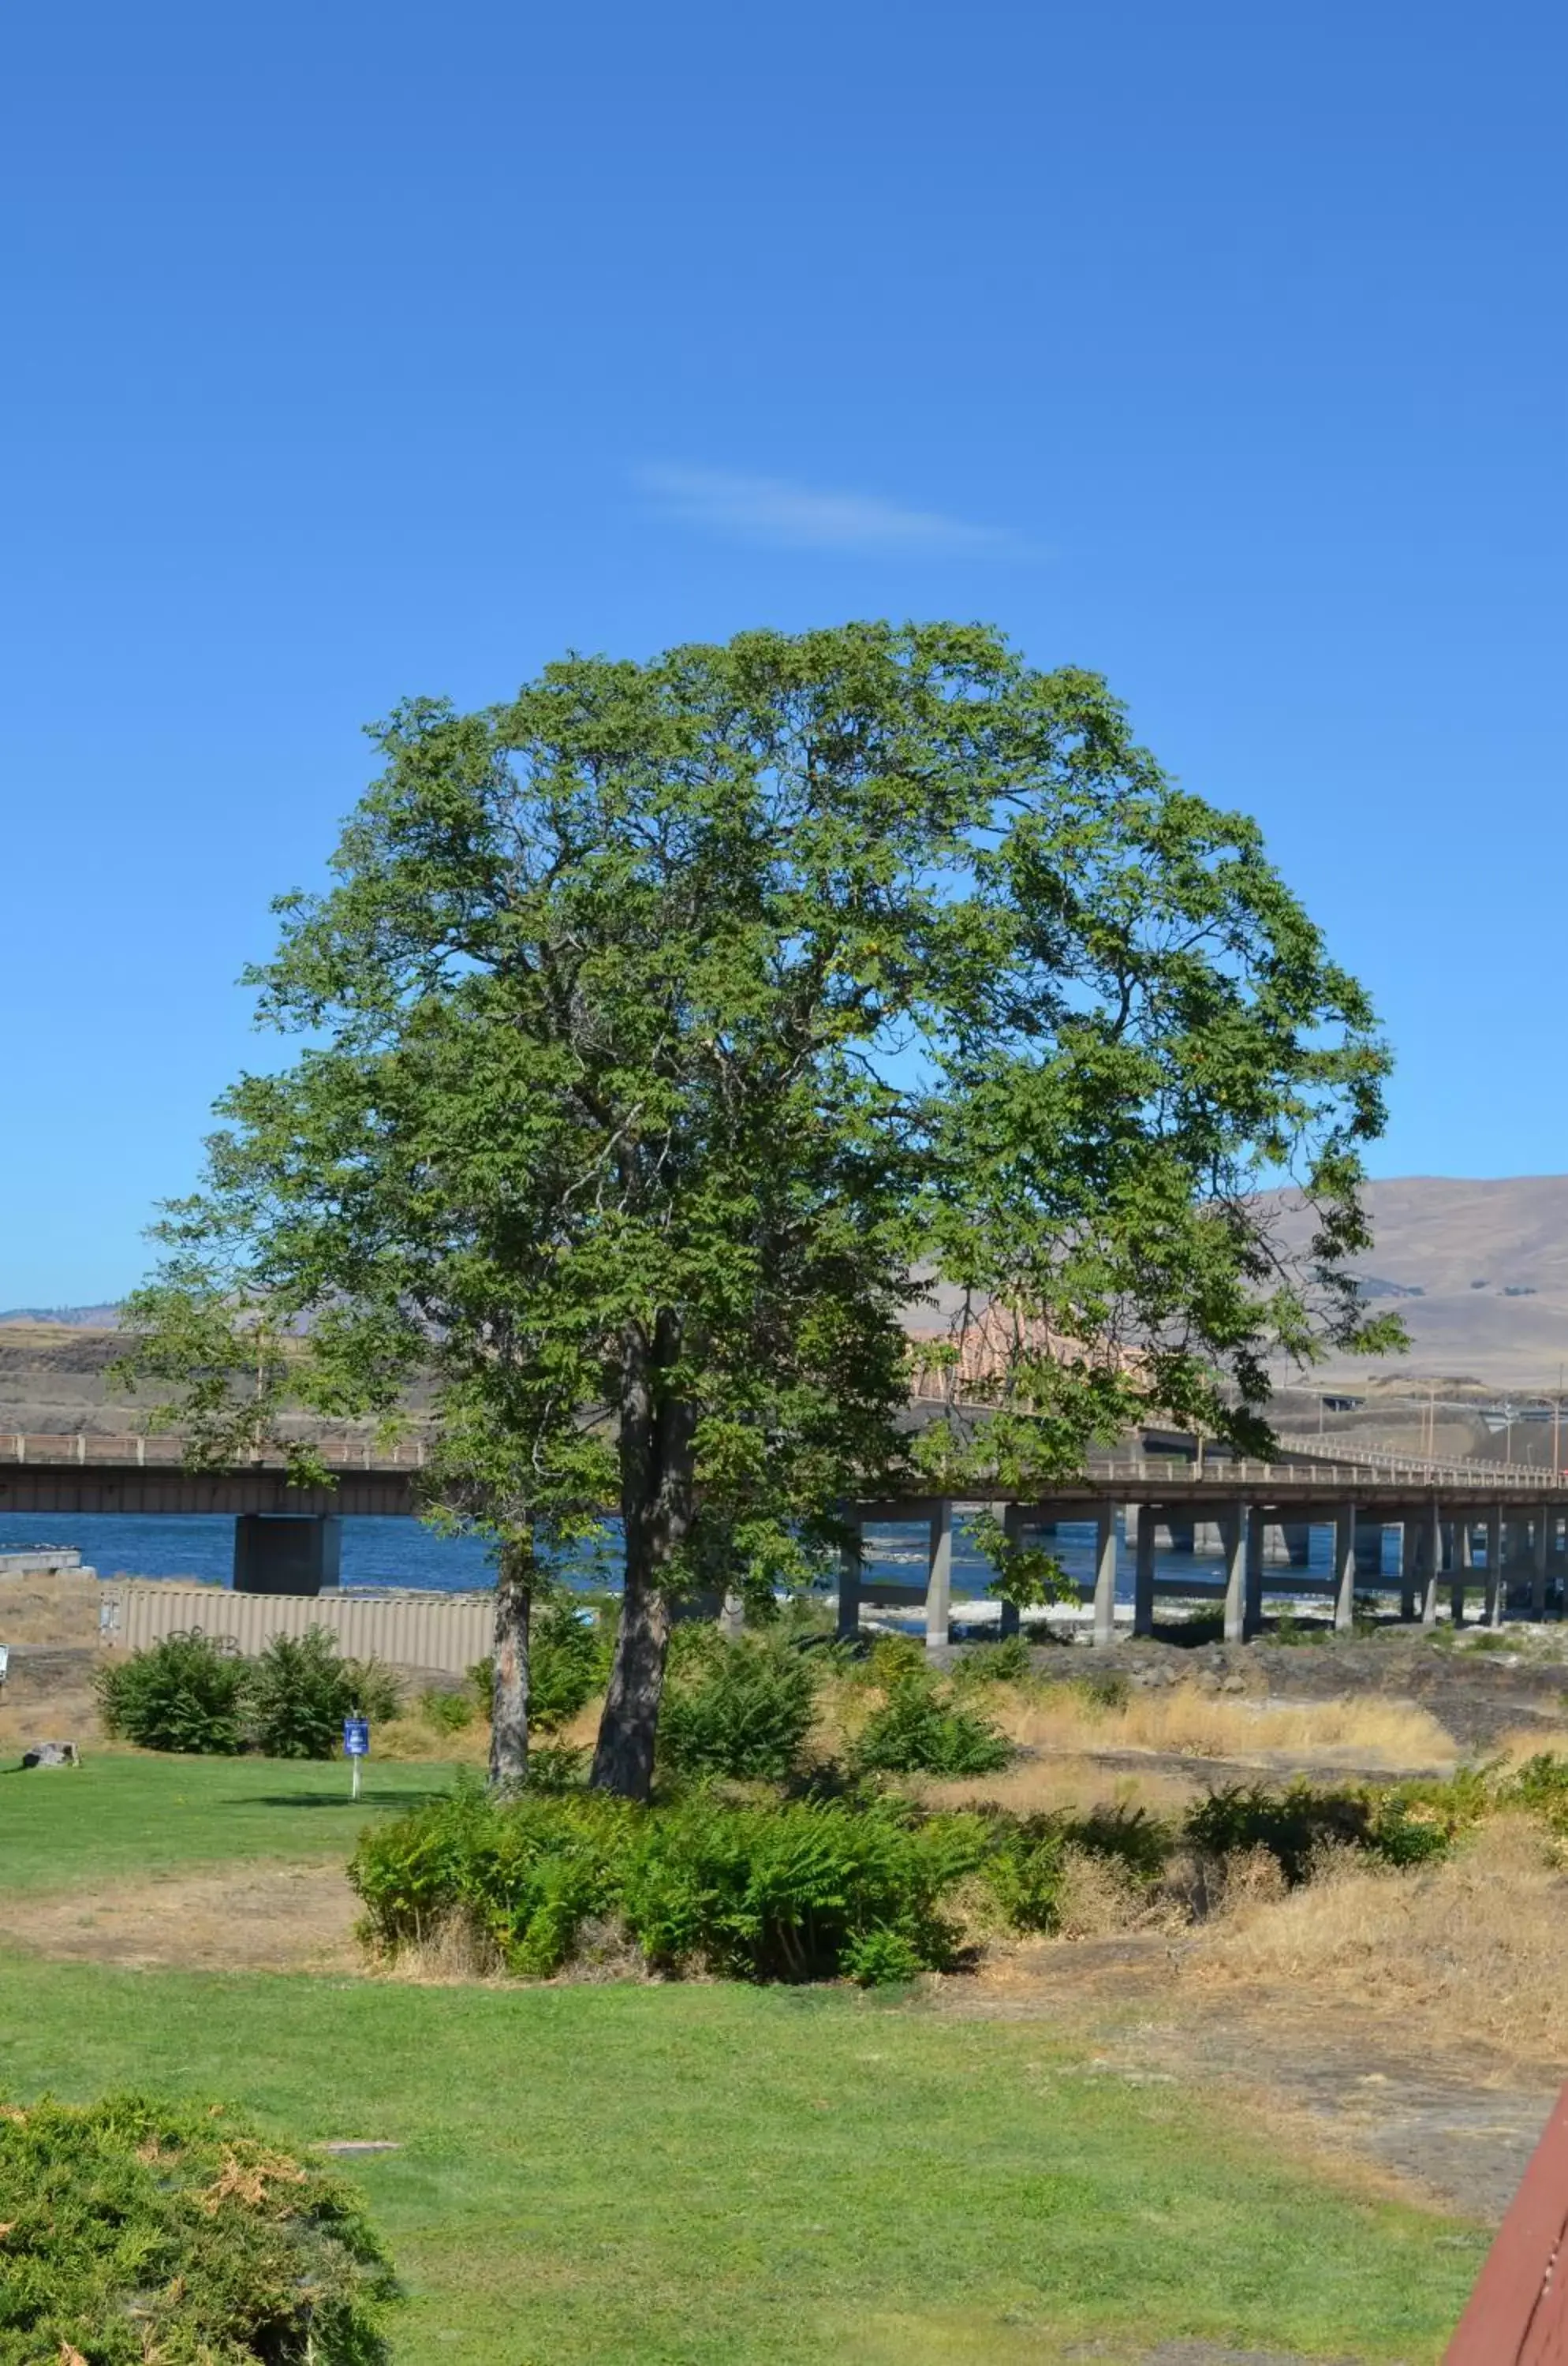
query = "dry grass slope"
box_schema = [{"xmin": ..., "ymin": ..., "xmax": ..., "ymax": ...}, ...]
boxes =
[{"xmin": 1189, "ymin": 1816, "xmax": 1568, "ymax": 2062}]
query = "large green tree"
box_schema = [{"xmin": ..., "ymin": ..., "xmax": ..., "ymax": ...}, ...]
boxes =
[{"xmin": 124, "ymin": 623, "xmax": 1397, "ymax": 1795}]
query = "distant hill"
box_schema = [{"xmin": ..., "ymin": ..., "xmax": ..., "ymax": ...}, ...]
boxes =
[
  {"xmin": 1281, "ymin": 1175, "xmax": 1568, "ymax": 1388},
  {"xmin": 0, "ymin": 1304, "xmax": 122, "ymax": 1329},
  {"xmin": 7, "ymin": 1175, "xmax": 1568, "ymax": 1393}
]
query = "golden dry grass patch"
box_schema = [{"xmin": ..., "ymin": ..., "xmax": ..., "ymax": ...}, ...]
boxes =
[
  {"xmin": 0, "ymin": 1571, "xmax": 103, "ymax": 1647},
  {"xmin": 1187, "ymin": 1814, "xmax": 1568, "ymax": 2062},
  {"xmin": 1001, "ymin": 1682, "xmax": 1456, "ymax": 1771},
  {"xmin": 915, "ymin": 1754, "xmax": 1202, "ymax": 1820}
]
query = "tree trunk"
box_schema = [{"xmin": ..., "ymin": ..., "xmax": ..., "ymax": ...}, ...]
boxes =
[
  {"xmin": 591, "ymin": 1315, "xmax": 697, "ymax": 1800},
  {"xmin": 487, "ymin": 1532, "xmax": 532, "ymax": 1791}
]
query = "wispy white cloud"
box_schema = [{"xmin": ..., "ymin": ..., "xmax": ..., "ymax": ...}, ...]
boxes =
[{"xmin": 636, "ymin": 465, "xmax": 1029, "ymax": 556}]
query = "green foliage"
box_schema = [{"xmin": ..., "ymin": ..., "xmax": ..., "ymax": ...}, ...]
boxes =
[
  {"xmin": 853, "ymin": 1668, "xmax": 1014, "ymax": 1777},
  {"xmin": 350, "ymin": 1785, "xmax": 984, "ymax": 1983},
  {"xmin": 982, "ymin": 1803, "xmax": 1174, "ymax": 1932},
  {"xmin": 619, "ymin": 1798, "xmax": 982, "ymax": 1980},
  {"xmin": 100, "ymin": 1629, "xmax": 404, "ymax": 1762},
  {"xmin": 1498, "ymin": 1752, "xmax": 1568, "ymax": 1824},
  {"xmin": 248, "ymin": 1630, "xmax": 400, "ymax": 1760},
  {"xmin": 1185, "ymin": 1780, "xmax": 1452, "ymax": 1883},
  {"xmin": 862, "ymin": 1633, "xmax": 928, "ymax": 1688},
  {"xmin": 951, "ymin": 1634, "xmax": 1033, "ymax": 1685},
  {"xmin": 658, "ymin": 1632, "xmax": 819, "ymax": 1782},
  {"xmin": 95, "ymin": 1630, "xmax": 249, "ymax": 1755},
  {"xmin": 965, "ymin": 1508, "xmax": 1076, "ymax": 1610},
  {"xmin": 467, "ymin": 1603, "xmax": 613, "ymax": 1738},
  {"xmin": 983, "ymin": 1819, "xmax": 1069, "ymax": 1931},
  {"xmin": 421, "ymin": 1686, "xmax": 477, "ymax": 1735},
  {"xmin": 118, "ymin": 622, "xmax": 1399, "ymax": 1795},
  {"xmin": 1069, "ymin": 1667, "xmax": 1131, "ymax": 1713},
  {"xmin": 527, "ymin": 1743, "xmax": 589, "ymax": 1793},
  {"xmin": 529, "ymin": 1601, "xmax": 614, "ymax": 1732},
  {"xmin": 0, "ymin": 2089, "xmax": 396, "ymax": 2365},
  {"xmin": 1271, "ymin": 1611, "xmax": 1329, "ymax": 1647}
]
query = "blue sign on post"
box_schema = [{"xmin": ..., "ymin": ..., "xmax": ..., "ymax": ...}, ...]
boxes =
[{"xmin": 344, "ymin": 1715, "xmax": 370, "ymax": 1797}]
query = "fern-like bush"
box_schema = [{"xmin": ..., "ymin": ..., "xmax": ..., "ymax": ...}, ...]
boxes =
[
  {"xmin": 657, "ymin": 1633, "xmax": 819, "ymax": 1781},
  {"xmin": 1185, "ymin": 1780, "xmax": 1451, "ymax": 1883},
  {"xmin": 951, "ymin": 1634, "xmax": 1033, "ymax": 1686},
  {"xmin": 95, "ymin": 1630, "xmax": 249, "ymax": 1754},
  {"xmin": 0, "ymin": 2090, "xmax": 397, "ymax": 2365},
  {"xmin": 853, "ymin": 1670, "xmax": 1014, "ymax": 1777},
  {"xmin": 349, "ymin": 1782, "xmax": 986, "ymax": 1983}
]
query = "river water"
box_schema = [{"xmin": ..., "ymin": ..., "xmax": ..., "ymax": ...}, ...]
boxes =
[{"xmin": 0, "ymin": 1506, "xmax": 1354, "ymax": 1614}]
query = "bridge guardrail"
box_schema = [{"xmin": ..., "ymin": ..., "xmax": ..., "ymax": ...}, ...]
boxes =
[
  {"xmin": 5, "ymin": 1432, "xmax": 430, "ymax": 1471},
  {"xmin": 7, "ymin": 1431, "xmax": 1560, "ymax": 1493}
]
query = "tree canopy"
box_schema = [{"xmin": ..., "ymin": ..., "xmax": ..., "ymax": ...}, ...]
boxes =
[{"xmin": 124, "ymin": 621, "xmax": 1398, "ymax": 1793}]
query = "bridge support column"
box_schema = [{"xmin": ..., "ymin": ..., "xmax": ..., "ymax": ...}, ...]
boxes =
[
  {"xmin": 1484, "ymin": 1504, "xmax": 1504, "ymax": 1627},
  {"xmin": 1092, "ymin": 1504, "xmax": 1118, "ymax": 1644},
  {"xmin": 836, "ymin": 1513, "xmax": 863, "ymax": 1642},
  {"xmin": 1163, "ymin": 1515, "xmax": 1195, "ymax": 1554},
  {"xmin": 999, "ymin": 1505, "xmax": 1023, "ymax": 1638},
  {"xmin": 1334, "ymin": 1501, "xmax": 1357, "ymax": 1633},
  {"xmin": 718, "ymin": 1591, "xmax": 745, "ymax": 1640},
  {"xmin": 925, "ymin": 1499, "xmax": 952, "ymax": 1651},
  {"xmin": 1221, "ymin": 1502, "xmax": 1247, "ymax": 1645},
  {"xmin": 233, "ymin": 1514, "xmax": 341, "ymax": 1596},
  {"xmin": 1421, "ymin": 1501, "xmax": 1442, "ymax": 1626},
  {"xmin": 1244, "ymin": 1506, "xmax": 1264, "ymax": 1638},
  {"xmin": 1533, "ymin": 1511, "xmax": 1551, "ymax": 1620},
  {"xmin": 1133, "ymin": 1502, "xmax": 1158, "ymax": 1637},
  {"xmin": 1399, "ymin": 1521, "xmax": 1418, "ymax": 1621},
  {"xmin": 1281, "ymin": 1520, "xmax": 1313, "ymax": 1568},
  {"xmin": 1450, "ymin": 1517, "xmax": 1472, "ymax": 1626}
]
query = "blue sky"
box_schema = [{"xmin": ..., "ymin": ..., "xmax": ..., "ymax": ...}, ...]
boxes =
[{"xmin": 2, "ymin": 0, "xmax": 1563, "ymax": 1307}]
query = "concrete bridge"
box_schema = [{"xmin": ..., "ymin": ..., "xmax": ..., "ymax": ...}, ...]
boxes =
[{"xmin": 6, "ymin": 1429, "xmax": 1566, "ymax": 1644}]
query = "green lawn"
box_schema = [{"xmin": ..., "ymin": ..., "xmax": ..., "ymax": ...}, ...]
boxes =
[
  {"xmin": 0, "ymin": 1750, "xmax": 456, "ymax": 1894},
  {"xmin": 0, "ymin": 1755, "xmax": 1485, "ymax": 2364}
]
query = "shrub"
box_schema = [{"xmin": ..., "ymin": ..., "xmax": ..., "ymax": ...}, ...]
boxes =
[
  {"xmin": 420, "ymin": 1686, "xmax": 476, "ymax": 1735},
  {"xmin": 853, "ymin": 1670, "xmax": 1014, "ymax": 1777},
  {"xmin": 351, "ymin": 1782, "xmax": 631, "ymax": 1975},
  {"xmin": 1185, "ymin": 1780, "xmax": 1453, "ymax": 1884},
  {"xmin": 864, "ymin": 1633, "xmax": 928, "ymax": 1687},
  {"xmin": 658, "ymin": 1633, "xmax": 819, "ymax": 1781},
  {"xmin": 95, "ymin": 1630, "xmax": 249, "ymax": 1754},
  {"xmin": 349, "ymin": 1785, "xmax": 986, "ymax": 1983},
  {"xmin": 620, "ymin": 1797, "xmax": 982, "ymax": 1980},
  {"xmin": 980, "ymin": 1803, "xmax": 1173, "ymax": 1933},
  {"xmin": 527, "ymin": 1742, "xmax": 588, "ymax": 1792},
  {"xmin": 248, "ymin": 1629, "xmax": 375, "ymax": 1760},
  {"xmin": 952, "ymin": 1635, "xmax": 1032, "ymax": 1685},
  {"xmin": 0, "ymin": 2089, "xmax": 397, "ymax": 2365},
  {"xmin": 984, "ymin": 1819, "xmax": 1069, "ymax": 1931},
  {"xmin": 345, "ymin": 1658, "xmax": 405, "ymax": 1723},
  {"xmin": 1069, "ymin": 1668, "xmax": 1130, "ymax": 1714}
]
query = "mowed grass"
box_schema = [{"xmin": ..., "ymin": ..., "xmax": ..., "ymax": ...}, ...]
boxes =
[
  {"xmin": 0, "ymin": 1750, "xmax": 457, "ymax": 1894},
  {"xmin": 0, "ymin": 1957, "xmax": 1484, "ymax": 2366},
  {"xmin": 0, "ymin": 1755, "xmax": 1486, "ymax": 2364}
]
